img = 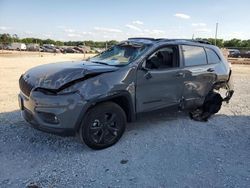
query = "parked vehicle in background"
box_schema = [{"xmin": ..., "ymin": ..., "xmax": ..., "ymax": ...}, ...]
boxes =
[
  {"xmin": 73, "ymin": 46, "xmax": 84, "ymax": 53},
  {"xmin": 228, "ymin": 49, "xmax": 241, "ymax": 58},
  {"xmin": 78, "ymin": 45, "xmax": 91, "ymax": 53},
  {"xmin": 26, "ymin": 43, "xmax": 40, "ymax": 51},
  {"xmin": 18, "ymin": 38, "xmax": 234, "ymax": 149},
  {"xmin": 8, "ymin": 43, "xmax": 27, "ymax": 50},
  {"xmin": 40, "ymin": 46, "xmax": 54, "ymax": 53},
  {"xmin": 240, "ymin": 51, "xmax": 250, "ymax": 58},
  {"xmin": 65, "ymin": 47, "xmax": 79, "ymax": 53},
  {"xmin": 40, "ymin": 44, "xmax": 61, "ymax": 53},
  {"xmin": 43, "ymin": 44, "xmax": 55, "ymax": 49}
]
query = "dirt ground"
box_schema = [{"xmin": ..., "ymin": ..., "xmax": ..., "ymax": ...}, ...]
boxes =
[{"xmin": 0, "ymin": 52, "xmax": 249, "ymax": 187}]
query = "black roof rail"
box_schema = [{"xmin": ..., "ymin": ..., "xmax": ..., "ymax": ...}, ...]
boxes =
[
  {"xmin": 193, "ymin": 39, "xmax": 211, "ymax": 44},
  {"xmin": 156, "ymin": 38, "xmax": 212, "ymax": 45},
  {"xmin": 127, "ymin": 38, "xmax": 212, "ymax": 45}
]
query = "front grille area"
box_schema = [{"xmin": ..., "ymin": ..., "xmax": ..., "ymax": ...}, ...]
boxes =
[{"xmin": 19, "ymin": 75, "xmax": 34, "ymax": 96}]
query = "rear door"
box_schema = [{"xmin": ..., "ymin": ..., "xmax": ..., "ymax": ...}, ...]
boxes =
[{"xmin": 181, "ymin": 45, "xmax": 217, "ymax": 107}]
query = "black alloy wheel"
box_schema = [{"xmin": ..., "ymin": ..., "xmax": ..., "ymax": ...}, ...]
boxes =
[{"xmin": 80, "ymin": 102, "xmax": 126, "ymax": 150}]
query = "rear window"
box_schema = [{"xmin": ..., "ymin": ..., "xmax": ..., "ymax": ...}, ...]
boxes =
[
  {"xmin": 182, "ymin": 45, "xmax": 207, "ymax": 66},
  {"xmin": 205, "ymin": 48, "xmax": 220, "ymax": 64}
]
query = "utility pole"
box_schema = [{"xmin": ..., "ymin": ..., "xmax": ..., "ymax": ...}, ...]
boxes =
[
  {"xmin": 83, "ymin": 41, "xmax": 86, "ymax": 59},
  {"xmin": 215, "ymin": 22, "xmax": 218, "ymax": 46}
]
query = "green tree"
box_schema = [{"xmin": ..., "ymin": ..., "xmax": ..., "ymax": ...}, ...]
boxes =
[
  {"xmin": 0, "ymin": 33, "xmax": 13, "ymax": 45},
  {"xmin": 240, "ymin": 40, "xmax": 250, "ymax": 48},
  {"xmin": 43, "ymin": 39, "xmax": 56, "ymax": 45},
  {"xmin": 224, "ymin": 38, "xmax": 242, "ymax": 47},
  {"xmin": 55, "ymin": 40, "xmax": 64, "ymax": 46},
  {"xmin": 196, "ymin": 38, "xmax": 224, "ymax": 48},
  {"xmin": 12, "ymin": 34, "xmax": 19, "ymax": 42}
]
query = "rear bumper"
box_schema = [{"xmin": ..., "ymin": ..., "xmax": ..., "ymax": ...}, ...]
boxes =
[{"xmin": 19, "ymin": 91, "xmax": 87, "ymax": 136}]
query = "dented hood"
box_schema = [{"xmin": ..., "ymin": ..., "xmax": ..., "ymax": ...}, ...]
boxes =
[{"xmin": 22, "ymin": 61, "xmax": 118, "ymax": 90}]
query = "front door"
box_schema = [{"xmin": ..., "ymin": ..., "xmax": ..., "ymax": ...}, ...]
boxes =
[{"xmin": 136, "ymin": 45, "xmax": 184, "ymax": 112}]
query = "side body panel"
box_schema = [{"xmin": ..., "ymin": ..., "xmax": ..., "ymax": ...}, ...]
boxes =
[
  {"xmin": 135, "ymin": 44, "xmax": 185, "ymax": 112},
  {"xmin": 136, "ymin": 68, "xmax": 184, "ymax": 112},
  {"xmin": 179, "ymin": 44, "xmax": 231, "ymax": 108}
]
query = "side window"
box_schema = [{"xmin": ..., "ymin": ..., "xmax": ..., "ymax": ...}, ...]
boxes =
[
  {"xmin": 205, "ymin": 48, "xmax": 220, "ymax": 64},
  {"xmin": 182, "ymin": 45, "xmax": 207, "ymax": 66},
  {"xmin": 145, "ymin": 46, "xmax": 179, "ymax": 69}
]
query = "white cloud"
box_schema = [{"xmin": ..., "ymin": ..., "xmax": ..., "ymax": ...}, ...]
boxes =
[
  {"xmin": 132, "ymin": 20, "xmax": 144, "ymax": 25},
  {"xmin": 192, "ymin": 23, "xmax": 207, "ymax": 27},
  {"xmin": 67, "ymin": 33, "xmax": 82, "ymax": 38},
  {"xmin": 24, "ymin": 31, "xmax": 33, "ymax": 35},
  {"xmin": 195, "ymin": 28, "xmax": 212, "ymax": 32},
  {"xmin": 132, "ymin": 29, "xmax": 166, "ymax": 38},
  {"xmin": 174, "ymin": 13, "xmax": 190, "ymax": 19},
  {"xmin": 142, "ymin": 29, "xmax": 165, "ymax": 35},
  {"xmin": 125, "ymin": 24, "xmax": 141, "ymax": 31},
  {"xmin": 0, "ymin": 26, "xmax": 11, "ymax": 31},
  {"xmin": 56, "ymin": 25, "xmax": 66, "ymax": 29},
  {"xmin": 82, "ymin": 31, "xmax": 94, "ymax": 35},
  {"xmin": 64, "ymin": 28, "xmax": 75, "ymax": 33},
  {"xmin": 43, "ymin": 34, "xmax": 52, "ymax": 38},
  {"xmin": 223, "ymin": 31, "xmax": 247, "ymax": 40},
  {"xmin": 94, "ymin": 27, "xmax": 122, "ymax": 33},
  {"xmin": 151, "ymin": 29, "xmax": 165, "ymax": 35}
]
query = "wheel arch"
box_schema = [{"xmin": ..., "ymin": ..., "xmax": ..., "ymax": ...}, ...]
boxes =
[{"xmin": 74, "ymin": 91, "xmax": 136, "ymax": 132}]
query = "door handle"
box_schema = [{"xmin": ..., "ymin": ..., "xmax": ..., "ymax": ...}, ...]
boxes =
[
  {"xmin": 207, "ymin": 68, "xmax": 215, "ymax": 72},
  {"xmin": 176, "ymin": 72, "xmax": 184, "ymax": 77},
  {"xmin": 144, "ymin": 72, "xmax": 152, "ymax": 79}
]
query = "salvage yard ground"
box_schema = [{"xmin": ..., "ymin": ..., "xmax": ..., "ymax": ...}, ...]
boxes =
[{"xmin": 0, "ymin": 52, "xmax": 249, "ymax": 187}]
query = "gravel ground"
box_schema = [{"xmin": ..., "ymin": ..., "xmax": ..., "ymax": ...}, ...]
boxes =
[{"xmin": 0, "ymin": 54, "xmax": 250, "ymax": 188}]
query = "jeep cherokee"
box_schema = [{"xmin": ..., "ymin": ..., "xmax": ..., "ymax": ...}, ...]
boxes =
[{"xmin": 18, "ymin": 38, "xmax": 234, "ymax": 149}]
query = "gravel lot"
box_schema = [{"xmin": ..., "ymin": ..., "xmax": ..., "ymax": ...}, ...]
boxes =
[{"xmin": 0, "ymin": 53, "xmax": 250, "ymax": 187}]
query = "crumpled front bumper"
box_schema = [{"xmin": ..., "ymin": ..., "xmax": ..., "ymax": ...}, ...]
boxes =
[{"xmin": 18, "ymin": 91, "xmax": 86, "ymax": 136}]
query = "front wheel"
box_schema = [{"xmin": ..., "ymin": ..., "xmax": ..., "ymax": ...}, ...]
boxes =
[{"xmin": 80, "ymin": 102, "xmax": 126, "ymax": 150}]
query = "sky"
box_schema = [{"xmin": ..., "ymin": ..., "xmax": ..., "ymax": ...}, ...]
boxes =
[{"xmin": 0, "ymin": 0, "xmax": 250, "ymax": 41}]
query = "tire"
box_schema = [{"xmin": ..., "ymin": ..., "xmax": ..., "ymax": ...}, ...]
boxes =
[
  {"xmin": 189, "ymin": 92, "xmax": 223, "ymax": 121},
  {"xmin": 80, "ymin": 102, "xmax": 126, "ymax": 150},
  {"xmin": 203, "ymin": 92, "xmax": 223, "ymax": 114}
]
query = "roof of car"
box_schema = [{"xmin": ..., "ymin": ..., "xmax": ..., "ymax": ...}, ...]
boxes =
[{"xmin": 127, "ymin": 37, "xmax": 213, "ymax": 46}]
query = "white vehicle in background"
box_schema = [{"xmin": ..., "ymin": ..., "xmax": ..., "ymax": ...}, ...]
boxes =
[
  {"xmin": 26, "ymin": 43, "xmax": 40, "ymax": 51},
  {"xmin": 8, "ymin": 43, "xmax": 27, "ymax": 50}
]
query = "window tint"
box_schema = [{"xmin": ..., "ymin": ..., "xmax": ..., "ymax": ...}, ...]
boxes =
[
  {"xmin": 182, "ymin": 45, "xmax": 207, "ymax": 66},
  {"xmin": 205, "ymin": 48, "xmax": 220, "ymax": 64},
  {"xmin": 145, "ymin": 46, "xmax": 179, "ymax": 69}
]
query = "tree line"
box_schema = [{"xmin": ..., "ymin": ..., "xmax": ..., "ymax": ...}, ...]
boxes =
[
  {"xmin": 198, "ymin": 38, "xmax": 250, "ymax": 48},
  {"xmin": 1, "ymin": 33, "xmax": 250, "ymax": 48},
  {"xmin": 0, "ymin": 33, "xmax": 118, "ymax": 48}
]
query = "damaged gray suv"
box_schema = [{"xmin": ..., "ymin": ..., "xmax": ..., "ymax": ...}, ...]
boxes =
[{"xmin": 19, "ymin": 38, "xmax": 234, "ymax": 149}]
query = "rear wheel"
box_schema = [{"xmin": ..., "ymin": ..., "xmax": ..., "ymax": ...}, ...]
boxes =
[
  {"xmin": 80, "ymin": 102, "xmax": 126, "ymax": 150},
  {"xmin": 190, "ymin": 91, "xmax": 223, "ymax": 121}
]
